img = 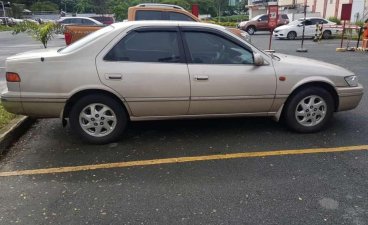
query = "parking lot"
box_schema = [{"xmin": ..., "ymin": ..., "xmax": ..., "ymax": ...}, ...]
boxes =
[{"xmin": 0, "ymin": 31, "xmax": 368, "ymax": 225}]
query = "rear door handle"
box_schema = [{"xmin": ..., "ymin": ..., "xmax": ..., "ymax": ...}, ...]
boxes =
[
  {"xmin": 105, "ymin": 73, "xmax": 122, "ymax": 80},
  {"xmin": 194, "ymin": 75, "xmax": 209, "ymax": 81}
]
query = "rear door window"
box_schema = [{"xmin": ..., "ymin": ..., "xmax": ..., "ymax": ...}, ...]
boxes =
[
  {"xmin": 104, "ymin": 31, "xmax": 181, "ymax": 63},
  {"xmin": 135, "ymin": 11, "xmax": 163, "ymax": 20}
]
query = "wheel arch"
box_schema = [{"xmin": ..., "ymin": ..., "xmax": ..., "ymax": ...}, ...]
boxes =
[
  {"xmin": 246, "ymin": 25, "xmax": 256, "ymax": 33},
  {"xmin": 276, "ymin": 81, "xmax": 339, "ymax": 121},
  {"xmin": 62, "ymin": 89, "xmax": 131, "ymax": 121}
]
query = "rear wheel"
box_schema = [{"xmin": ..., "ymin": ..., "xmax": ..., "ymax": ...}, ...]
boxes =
[
  {"xmin": 322, "ymin": 30, "xmax": 332, "ymax": 39},
  {"xmin": 69, "ymin": 94, "xmax": 127, "ymax": 144},
  {"xmin": 283, "ymin": 87, "xmax": 334, "ymax": 133},
  {"xmin": 287, "ymin": 31, "xmax": 297, "ymax": 40}
]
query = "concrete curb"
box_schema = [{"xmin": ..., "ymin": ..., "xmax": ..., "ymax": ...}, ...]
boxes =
[{"xmin": 0, "ymin": 116, "xmax": 35, "ymax": 156}]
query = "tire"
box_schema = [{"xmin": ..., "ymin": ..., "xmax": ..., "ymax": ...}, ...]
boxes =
[
  {"xmin": 322, "ymin": 30, "xmax": 332, "ymax": 39},
  {"xmin": 246, "ymin": 26, "xmax": 256, "ymax": 35},
  {"xmin": 283, "ymin": 87, "xmax": 334, "ymax": 133},
  {"xmin": 69, "ymin": 94, "xmax": 127, "ymax": 144},
  {"xmin": 287, "ymin": 31, "xmax": 297, "ymax": 40}
]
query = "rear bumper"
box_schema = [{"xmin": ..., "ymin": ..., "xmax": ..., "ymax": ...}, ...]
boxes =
[
  {"xmin": 1, "ymin": 92, "xmax": 24, "ymax": 115},
  {"xmin": 336, "ymin": 84, "xmax": 364, "ymax": 111},
  {"xmin": 1, "ymin": 92, "xmax": 65, "ymax": 118}
]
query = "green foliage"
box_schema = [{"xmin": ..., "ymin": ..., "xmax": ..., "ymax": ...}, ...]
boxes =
[
  {"xmin": 107, "ymin": 0, "xmax": 141, "ymax": 21},
  {"xmin": 328, "ymin": 16, "xmax": 341, "ymax": 25},
  {"xmin": 0, "ymin": 26, "xmax": 13, "ymax": 32},
  {"xmin": 206, "ymin": 20, "xmax": 237, "ymax": 27},
  {"xmin": 0, "ymin": 104, "xmax": 16, "ymax": 130},
  {"xmin": 74, "ymin": 0, "xmax": 95, "ymax": 13},
  {"xmin": 355, "ymin": 20, "xmax": 364, "ymax": 28},
  {"xmin": 30, "ymin": 1, "xmax": 59, "ymax": 12},
  {"xmin": 213, "ymin": 15, "xmax": 248, "ymax": 22},
  {"xmin": 159, "ymin": 0, "xmax": 190, "ymax": 9},
  {"xmin": 13, "ymin": 0, "xmax": 248, "ymax": 18},
  {"xmin": 12, "ymin": 21, "xmax": 62, "ymax": 48}
]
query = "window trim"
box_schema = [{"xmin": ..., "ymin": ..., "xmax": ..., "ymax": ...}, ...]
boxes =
[
  {"xmin": 103, "ymin": 26, "xmax": 187, "ymax": 64},
  {"xmin": 179, "ymin": 26, "xmax": 254, "ymax": 65}
]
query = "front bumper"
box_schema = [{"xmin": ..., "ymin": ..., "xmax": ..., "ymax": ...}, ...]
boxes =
[
  {"xmin": 336, "ymin": 84, "xmax": 364, "ymax": 111},
  {"xmin": 273, "ymin": 30, "xmax": 287, "ymax": 39}
]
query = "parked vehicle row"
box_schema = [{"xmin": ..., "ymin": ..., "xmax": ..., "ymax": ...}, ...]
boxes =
[
  {"xmin": 273, "ymin": 17, "xmax": 338, "ymax": 40},
  {"xmin": 238, "ymin": 14, "xmax": 290, "ymax": 35},
  {"xmin": 63, "ymin": 3, "xmax": 251, "ymax": 45},
  {"xmin": 1, "ymin": 21, "xmax": 363, "ymax": 144},
  {"xmin": 237, "ymin": 15, "xmax": 339, "ymax": 40}
]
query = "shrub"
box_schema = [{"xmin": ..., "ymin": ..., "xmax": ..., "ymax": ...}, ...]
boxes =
[{"xmin": 328, "ymin": 16, "xmax": 341, "ymax": 25}]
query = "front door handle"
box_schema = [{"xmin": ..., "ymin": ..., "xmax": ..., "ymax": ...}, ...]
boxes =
[{"xmin": 194, "ymin": 75, "xmax": 209, "ymax": 81}]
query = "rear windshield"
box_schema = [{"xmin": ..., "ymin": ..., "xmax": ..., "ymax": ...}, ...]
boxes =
[
  {"xmin": 136, "ymin": 11, "xmax": 162, "ymax": 20},
  {"xmin": 60, "ymin": 25, "xmax": 114, "ymax": 54}
]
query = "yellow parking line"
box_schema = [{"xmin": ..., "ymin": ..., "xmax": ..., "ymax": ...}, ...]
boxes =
[{"xmin": 0, "ymin": 145, "xmax": 367, "ymax": 177}]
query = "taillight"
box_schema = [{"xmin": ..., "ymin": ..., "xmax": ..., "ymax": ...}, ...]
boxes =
[
  {"xmin": 6, "ymin": 72, "xmax": 21, "ymax": 82},
  {"xmin": 65, "ymin": 31, "xmax": 72, "ymax": 45}
]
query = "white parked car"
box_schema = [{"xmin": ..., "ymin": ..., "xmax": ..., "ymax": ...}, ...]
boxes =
[
  {"xmin": 57, "ymin": 17, "xmax": 103, "ymax": 26},
  {"xmin": 1, "ymin": 21, "xmax": 363, "ymax": 144},
  {"xmin": 273, "ymin": 17, "xmax": 337, "ymax": 40}
]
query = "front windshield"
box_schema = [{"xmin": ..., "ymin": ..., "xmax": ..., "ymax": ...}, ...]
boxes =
[
  {"xmin": 60, "ymin": 25, "xmax": 114, "ymax": 53},
  {"xmin": 289, "ymin": 19, "xmax": 304, "ymax": 26}
]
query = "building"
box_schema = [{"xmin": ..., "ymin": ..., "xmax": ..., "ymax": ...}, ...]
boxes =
[{"xmin": 247, "ymin": 0, "xmax": 368, "ymax": 21}]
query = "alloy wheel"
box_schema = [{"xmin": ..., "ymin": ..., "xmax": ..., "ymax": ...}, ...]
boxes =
[
  {"xmin": 295, "ymin": 95, "xmax": 327, "ymax": 127},
  {"xmin": 79, "ymin": 103, "xmax": 117, "ymax": 137}
]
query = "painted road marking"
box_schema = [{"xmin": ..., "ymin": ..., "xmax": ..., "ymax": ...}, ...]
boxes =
[{"xmin": 0, "ymin": 145, "xmax": 367, "ymax": 177}]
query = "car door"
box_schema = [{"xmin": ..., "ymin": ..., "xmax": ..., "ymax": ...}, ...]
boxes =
[
  {"xmin": 257, "ymin": 15, "xmax": 269, "ymax": 30},
  {"xmin": 181, "ymin": 28, "xmax": 277, "ymax": 115},
  {"xmin": 304, "ymin": 20, "xmax": 315, "ymax": 37},
  {"xmin": 96, "ymin": 27, "xmax": 190, "ymax": 117}
]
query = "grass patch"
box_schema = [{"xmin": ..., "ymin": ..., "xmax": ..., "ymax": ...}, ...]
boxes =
[
  {"xmin": 213, "ymin": 15, "xmax": 249, "ymax": 22},
  {"xmin": 0, "ymin": 104, "xmax": 16, "ymax": 130},
  {"xmin": 0, "ymin": 25, "xmax": 13, "ymax": 32}
]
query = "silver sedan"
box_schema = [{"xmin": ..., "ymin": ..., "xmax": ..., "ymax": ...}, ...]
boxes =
[{"xmin": 1, "ymin": 21, "xmax": 364, "ymax": 144}]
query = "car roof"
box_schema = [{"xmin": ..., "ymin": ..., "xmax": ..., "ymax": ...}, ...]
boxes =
[
  {"xmin": 60, "ymin": 17, "xmax": 97, "ymax": 20},
  {"xmin": 111, "ymin": 20, "xmax": 225, "ymax": 30},
  {"xmin": 299, "ymin": 17, "xmax": 327, "ymax": 20}
]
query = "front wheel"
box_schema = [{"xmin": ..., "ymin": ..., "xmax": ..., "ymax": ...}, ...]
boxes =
[
  {"xmin": 69, "ymin": 94, "xmax": 127, "ymax": 144},
  {"xmin": 283, "ymin": 87, "xmax": 334, "ymax": 133},
  {"xmin": 246, "ymin": 26, "xmax": 256, "ymax": 35},
  {"xmin": 287, "ymin": 31, "xmax": 297, "ymax": 40}
]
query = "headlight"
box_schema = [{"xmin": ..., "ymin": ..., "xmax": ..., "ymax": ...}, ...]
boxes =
[{"xmin": 344, "ymin": 75, "xmax": 358, "ymax": 87}]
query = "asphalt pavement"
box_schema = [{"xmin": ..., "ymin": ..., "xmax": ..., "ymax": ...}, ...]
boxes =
[{"xmin": 0, "ymin": 31, "xmax": 367, "ymax": 225}]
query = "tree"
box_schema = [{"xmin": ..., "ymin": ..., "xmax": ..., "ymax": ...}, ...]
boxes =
[
  {"xmin": 12, "ymin": 21, "xmax": 62, "ymax": 48},
  {"xmin": 108, "ymin": 0, "xmax": 141, "ymax": 21},
  {"xmin": 74, "ymin": 0, "xmax": 94, "ymax": 13},
  {"xmin": 30, "ymin": 1, "xmax": 59, "ymax": 12}
]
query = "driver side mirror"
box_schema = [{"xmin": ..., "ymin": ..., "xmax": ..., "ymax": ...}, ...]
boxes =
[
  {"xmin": 254, "ymin": 53, "xmax": 264, "ymax": 66},
  {"xmin": 297, "ymin": 23, "xmax": 303, "ymax": 27}
]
